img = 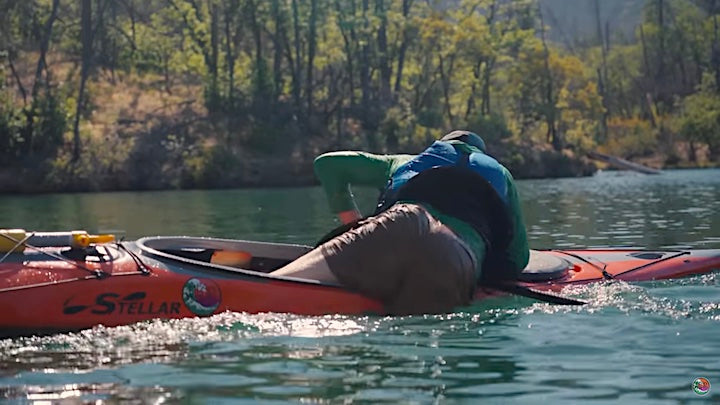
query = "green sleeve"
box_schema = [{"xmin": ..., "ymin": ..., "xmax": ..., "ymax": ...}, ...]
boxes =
[
  {"xmin": 313, "ymin": 151, "xmax": 414, "ymax": 213},
  {"xmin": 502, "ymin": 167, "xmax": 530, "ymax": 275}
]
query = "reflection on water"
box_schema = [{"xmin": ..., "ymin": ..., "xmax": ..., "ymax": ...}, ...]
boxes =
[
  {"xmin": 1, "ymin": 169, "xmax": 719, "ymax": 402},
  {"xmin": 0, "ymin": 312, "xmax": 523, "ymax": 402},
  {"xmin": 521, "ymin": 169, "xmax": 720, "ymax": 249},
  {"xmin": 0, "ymin": 188, "xmax": 335, "ymax": 243},
  {"xmin": 2, "ymin": 274, "xmax": 720, "ymax": 403}
]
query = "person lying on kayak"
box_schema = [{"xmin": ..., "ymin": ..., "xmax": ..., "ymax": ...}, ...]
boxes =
[{"xmin": 270, "ymin": 130, "xmax": 529, "ymax": 315}]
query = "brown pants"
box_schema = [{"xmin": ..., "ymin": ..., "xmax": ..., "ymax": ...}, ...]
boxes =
[{"xmin": 321, "ymin": 203, "xmax": 477, "ymax": 315}]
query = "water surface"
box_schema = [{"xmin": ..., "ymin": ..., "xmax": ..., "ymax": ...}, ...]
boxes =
[{"xmin": 1, "ymin": 169, "xmax": 719, "ymax": 403}]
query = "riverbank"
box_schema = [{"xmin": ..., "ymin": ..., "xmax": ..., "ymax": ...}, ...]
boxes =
[
  {"xmin": 4, "ymin": 0, "xmax": 720, "ymax": 195},
  {"xmin": 0, "ymin": 145, "xmax": 596, "ymax": 194},
  {"xmin": 2, "ymin": 65, "xmax": 714, "ymax": 195},
  {"xmin": 5, "ymin": 135, "xmax": 719, "ymax": 194}
]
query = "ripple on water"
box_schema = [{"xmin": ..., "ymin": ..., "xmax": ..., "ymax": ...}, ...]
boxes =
[
  {"xmin": 1, "ymin": 273, "xmax": 720, "ymax": 402},
  {"xmin": 2, "ymin": 169, "xmax": 720, "ymax": 402}
]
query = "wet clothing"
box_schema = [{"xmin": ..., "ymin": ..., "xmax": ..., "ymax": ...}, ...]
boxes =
[
  {"xmin": 314, "ymin": 142, "xmax": 529, "ymax": 278},
  {"xmin": 379, "ymin": 141, "xmax": 509, "ymax": 210},
  {"xmin": 313, "ymin": 151, "xmax": 415, "ymax": 214},
  {"xmin": 313, "ymin": 138, "xmax": 529, "ymax": 313},
  {"xmin": 321, "ymin": 204, "xmax": 478, "ymax": 315},
  {"xmin": 387, "ymin": 165, "xmax": 515, "ymax": 285}
]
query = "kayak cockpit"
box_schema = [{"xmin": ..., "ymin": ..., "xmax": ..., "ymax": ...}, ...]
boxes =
[
  {"xmin": 135, "ymin": 236, "xmax": 312, "ymax": 274},
  {"xmin": 136, "ymin": 236, "xmax": 577, "ymax": 282}
]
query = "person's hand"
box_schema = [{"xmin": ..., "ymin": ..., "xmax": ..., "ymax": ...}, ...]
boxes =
[{"xmin": 338, "ymin": 210, "xmax": 362, "ymax": 224}]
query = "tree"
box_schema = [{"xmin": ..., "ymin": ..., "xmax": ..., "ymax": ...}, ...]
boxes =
[
  {"xmin": 73, "ymin": 0, "xmax": 93, "ymax": 161},
  {"xmin": 677, "ymin": 73, "xmax": 720, "ymax": 160}
]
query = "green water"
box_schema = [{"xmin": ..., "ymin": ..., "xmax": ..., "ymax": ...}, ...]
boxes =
[{"xmin": 1, "ymin": 169, "xmax": 719, "ymax": 403}]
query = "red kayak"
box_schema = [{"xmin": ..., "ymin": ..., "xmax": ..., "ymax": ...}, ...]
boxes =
[{"xmin": 1, "ymin": 233, "xmax": 719, "ymax": 338}]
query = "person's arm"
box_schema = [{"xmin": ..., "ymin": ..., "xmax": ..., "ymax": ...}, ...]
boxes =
[
  {"xmin": 501, "ymin": 168, "xmax": 530, "ymax": 276},
  {"xmin": 313, "ymin": 151, "xmax": 412, "ymax": 223}
]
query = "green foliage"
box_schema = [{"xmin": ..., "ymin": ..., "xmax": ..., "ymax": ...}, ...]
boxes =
[
  {"xmin": 416, "ymin": 108, "xmax": 444, "ymax": 129},
  {"xmin": 378, "ymin": 103, "xmax": 420, "ymax": 150},
  {"xmin": 182, "ymin": 144, "xmax": 231, "ymax": 187},
  {"xmin": 466, "ymin": 113, "xmax": 511, "ymax": 143},
  {"xmin": 675, "ymin": 73, "xmax": 720, "ymax": 158},
  {"xmin": 604, "ymin": 117, "xmax": 658, "ymax": 157},
  {"xmin": 30, "ymin": 87, "xmax": 67, "ymax": 157},
  {"xmin": 251, "ymin": 58, "xmax": 272, "ymax": 101},
  {"xmin": 0, "ymin": 70, "xmax": 67, "ymax": 162},
  {"xmin": 3, "ymin": 0, "xmax": 720, "ymax": 192},
  {"xmin": 0, "ymin": 86, "xmax": 25, "ymax": 160},
  {"xmin": 204, "ymin": 78, "xmax": 223, "ymax": 114}
]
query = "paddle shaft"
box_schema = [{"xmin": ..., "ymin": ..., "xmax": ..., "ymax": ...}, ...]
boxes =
[{"xmin": 487, "ymin": 283, "xmax": 586, "ymax": 306}]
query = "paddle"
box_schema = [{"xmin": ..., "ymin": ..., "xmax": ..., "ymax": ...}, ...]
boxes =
[{"xmin": 485, "ymin": 283, "xmax": 586, "ymax": 306}]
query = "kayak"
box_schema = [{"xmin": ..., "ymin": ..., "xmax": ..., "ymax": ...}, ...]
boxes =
[{"xmin": 1, "ymin": 233, "xmax": 719, "ymax": 338}]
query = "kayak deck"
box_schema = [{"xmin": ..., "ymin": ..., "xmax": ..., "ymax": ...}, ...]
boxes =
[
  {"xmin": 0, "ymin": 236, "xmax": 718, "ymax": 338},
  {"xmin": 136, "ymin": 236, "xmax": 720, "ymax": 286}
]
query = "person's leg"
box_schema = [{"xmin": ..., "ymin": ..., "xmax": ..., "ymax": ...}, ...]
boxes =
[
  {"xmin": 268, "ymin": 246, "xmax": 339, "ymax": 284},
  {"xmin": 269, "ymin": 203, "xmax": 478, "ymax": 314},
  {"xmin": 385, "ymin": 219, "xmax": 477, "ymax": 315},
  {"xmin": 269, "ymin": 204, "xmax": 420, "ymax": 300}
]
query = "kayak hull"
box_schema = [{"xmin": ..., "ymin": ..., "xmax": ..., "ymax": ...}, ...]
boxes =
[{"xmin": 1, "ymin": 236, "xmax": 719, "ymax": 338}]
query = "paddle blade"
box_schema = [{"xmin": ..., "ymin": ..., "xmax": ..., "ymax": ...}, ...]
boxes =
[
  {"xmin": 491, "ymin": 283, "xmax": 586, "ymax": 306},
  {"xmin": 210, "ymin": 250, "xmax": 253, "ymax": 267}
]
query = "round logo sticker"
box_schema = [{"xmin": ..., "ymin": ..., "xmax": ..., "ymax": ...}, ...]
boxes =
[
  {"xmin": 182, "ymin": 278, "xmax": 221, "ymax": 316},
  {"xmin": 693, "ymin": 377, "xmax": 710, "ymax": 396}
]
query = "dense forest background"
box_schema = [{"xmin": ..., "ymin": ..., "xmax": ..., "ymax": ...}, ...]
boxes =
[{"xmin": 1, "ymin": 0, "xmax": 719, "ymax": 192}]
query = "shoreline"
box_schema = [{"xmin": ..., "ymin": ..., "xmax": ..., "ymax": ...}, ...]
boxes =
[{"xmin": 1, "ymin": 161, "xmax": 716, "ymax": 196}]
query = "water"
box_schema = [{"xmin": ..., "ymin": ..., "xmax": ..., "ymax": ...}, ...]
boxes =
[{"xmin": 1, "ymin": 169, "xmax": 719, "ymax": 403}]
